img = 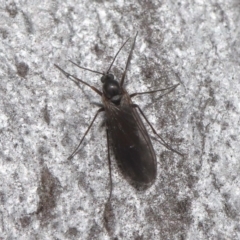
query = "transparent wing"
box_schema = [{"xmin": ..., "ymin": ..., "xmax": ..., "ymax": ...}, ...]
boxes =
[{"xmin": 103, "ymin": 91, "xmax": 157, "ymax": 190}]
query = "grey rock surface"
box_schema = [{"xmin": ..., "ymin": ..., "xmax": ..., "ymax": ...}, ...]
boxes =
[{"xmin": 0, "ymin": 0, "xmax": 240, "ymax": 239}]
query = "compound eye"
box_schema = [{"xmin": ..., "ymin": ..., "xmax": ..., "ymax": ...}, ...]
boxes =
[
  {"xmin": 101, "ymin": 75, "xmax": 106, "ymax": 83},
  {"xmin": 101, "ymin": 74, "xmax": 114, "ymax": 83},
  {"xmin": 108, "ymin": 74, "xmax": 114, "ymax": 80}
]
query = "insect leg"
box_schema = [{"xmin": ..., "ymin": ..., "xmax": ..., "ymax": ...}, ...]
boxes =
[
  {"xmin": 132, "ymin": 104, "xmax": 183, "ymax": 156},
  {"xmin": 120, "ymin": 32, "xmax": 138, "ymax": 86},
  {"xmin": 130, "ymin": 83, "xmax": 179, "ymax": 98},
  {"xmin": 54, "ymin": 64, "xmax": 102, "ymax": 96},
  {"xmin": 106, "ymin": 128, "xmax": 113, "ymax": 202},
  {"xmin": 68, "ymin": 107, "xmax": 105, "ymax": 160}
]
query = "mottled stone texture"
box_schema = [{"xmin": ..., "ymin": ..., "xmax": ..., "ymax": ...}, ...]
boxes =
[{"xmin": 0, "ymin": 0, "xmax": 240, "ymax": 239}]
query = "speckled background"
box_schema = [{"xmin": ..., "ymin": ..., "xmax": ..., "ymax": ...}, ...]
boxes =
[{"xmin": 0, "ymin": 0, "xmax": 240, "ymax": 239}]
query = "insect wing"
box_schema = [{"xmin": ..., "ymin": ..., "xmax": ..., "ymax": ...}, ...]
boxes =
[{"xmin": 103, "ymin": 90, "xmax": 157, "ymax": 190}]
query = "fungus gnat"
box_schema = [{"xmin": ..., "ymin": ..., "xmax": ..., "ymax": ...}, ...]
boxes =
[{"xmin": 55, "ymin": 33, "xmax": 182, "ymax": 197}]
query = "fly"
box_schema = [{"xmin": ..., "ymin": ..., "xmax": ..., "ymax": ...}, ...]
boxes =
[{"xmin": 54, "ymin": 33, "xmax": 182, "ymax": 195}]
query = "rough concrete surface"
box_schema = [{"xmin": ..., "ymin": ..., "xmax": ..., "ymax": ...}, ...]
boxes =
[{"xmin": 0, "ymin": 0, "xmax": 240, "ymax": 239}]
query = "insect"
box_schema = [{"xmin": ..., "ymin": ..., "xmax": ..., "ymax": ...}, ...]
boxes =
[{"xmin": 55, "ymin": 33, "xmax": 182, "ymax": 194}]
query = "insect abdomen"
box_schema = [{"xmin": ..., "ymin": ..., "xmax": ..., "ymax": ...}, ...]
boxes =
[{"xmin": 104, "ymin": 92, "xmax": 157, "ymax": 190}]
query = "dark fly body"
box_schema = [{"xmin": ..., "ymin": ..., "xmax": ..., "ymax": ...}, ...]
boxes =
[{"xmin": 55, "ymin": 33, "xmax": 182, "ymax": 194}]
